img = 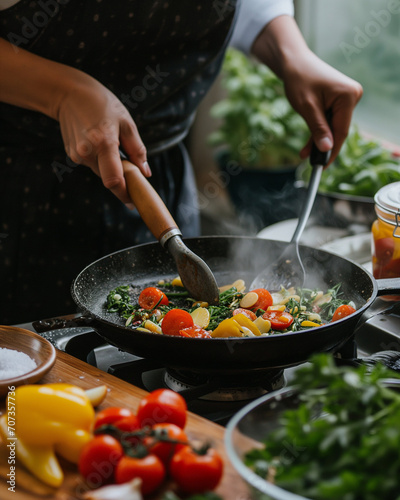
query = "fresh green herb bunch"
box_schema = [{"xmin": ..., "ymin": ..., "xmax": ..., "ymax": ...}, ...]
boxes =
[
  {"xmin": 300, "ymin": 125, "xmax": 400, "ymax": 198},
  {"xmin": 245, "ymin": 354, "xmax": 400, "ymax": 500},
  {"xmin": 106, "ymin": 285, "xmax": 137, "ymax": 318},
  {"xmin": 208, "ymin": 48, "xmax": 308, "ymax": 168}
]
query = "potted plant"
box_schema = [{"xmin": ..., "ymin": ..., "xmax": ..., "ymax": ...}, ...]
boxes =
[{"xmin": 208, "ymin": 48, "xmax": 309, "ymax": 228}]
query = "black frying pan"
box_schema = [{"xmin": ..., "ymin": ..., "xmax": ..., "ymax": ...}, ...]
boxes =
[{"xmin": 63, "ymin": 236, "xmax": 400, "ymax": 375}]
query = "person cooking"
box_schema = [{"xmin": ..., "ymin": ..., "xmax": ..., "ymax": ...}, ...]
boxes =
[{"xmin": 0, "ymin": 0, "xmax": 362, "ymax": 324}]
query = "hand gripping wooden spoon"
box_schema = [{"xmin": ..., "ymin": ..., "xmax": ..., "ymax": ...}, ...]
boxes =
[{"xmin": 122, "ymin": 159, "xmax": 220, "ymax": 305}]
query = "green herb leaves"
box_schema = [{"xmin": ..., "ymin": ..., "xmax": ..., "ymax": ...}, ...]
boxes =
[{"xmin": 245, "ymin": 354, "xmax": 400, "ymax": 500}]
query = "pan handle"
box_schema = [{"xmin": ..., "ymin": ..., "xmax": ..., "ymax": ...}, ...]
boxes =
[
  {"xmin": 32, "ymin": 314, "xmax": 93, "ymax": 333},
  {"xmin": 122, "ymin": 159, "xmax": 181, "ymax": 246},
  {"xmin": 376, "ymin": 277, "xmax": 400, "ymax": 296}
]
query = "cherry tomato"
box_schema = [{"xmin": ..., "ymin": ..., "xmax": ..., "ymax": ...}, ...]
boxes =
[
  {"xmin": 170, "ymin": 445, "xmax": 224, "ymax": 494},
  {"xmin": 232, "ymin": 308, "xmax": 257, "ymax": 321},
  {"xmin": 144, "ymin": 423, "xmax": 188, "ymax": 465},
  {"xmin": 262, "ymin": 310, "xmax": 294, "ymax": 330},
  {"xmin": 331, "ymin": 304, "xmax": 356, "ymax": 322},
  {"xmin": 161, "ymin": 309, "xmax": 194, "ymax": 336},
  {"xmin": 374, "ymin": 237, "xmax": 395, "ymax": 266},
  {"xmin": 112, "ymin": 415, "xmax": 140, "ymax": 432},
  {"xmin": 179, "ymin": 326, "xmax": 212, "ymax": 338},
  {"xmin": 78, "ymin": 434, "xmax": 124, "ymax": 487},
  {"xmin": 137, "ymin": 388, "xmax": 187, "ymax": 429},
  {"xmin": 138, "ymin": 287, "xmax": 169, "ymax": 310},
  {"xmin": 94, "ymin": 406, "xmax": 136, "ymax": 430},
  {"xmin": 249, "ymin": 288, "xmax": 273, "ymax": 311},
  {"xmin": 115, "ymin": 454, "xmax": 166, "ymax": 495}
]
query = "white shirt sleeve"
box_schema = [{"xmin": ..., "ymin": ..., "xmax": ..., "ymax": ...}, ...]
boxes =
[{"xmin": 230, "ymin": 0, "xmax": 294, "ymax": 54}]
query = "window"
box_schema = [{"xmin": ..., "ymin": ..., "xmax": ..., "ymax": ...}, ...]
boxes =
[{"xmin": 295, "ymin": 0, "xmax": 400, "ymax": 146}]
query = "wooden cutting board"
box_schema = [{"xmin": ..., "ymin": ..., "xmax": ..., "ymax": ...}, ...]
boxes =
[{"xmin": 0, "ymin": 349, "xmax": 250, "ymax": 500}]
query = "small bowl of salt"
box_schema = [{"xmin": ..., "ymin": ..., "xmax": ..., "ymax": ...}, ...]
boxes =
[{"xmin": 0, "ymin": 326, "xmax": 56, "ymax": 397}]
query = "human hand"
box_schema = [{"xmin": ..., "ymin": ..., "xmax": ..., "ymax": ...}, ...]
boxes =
[
  {"xmin": 251, "ymin": 16, "xmax": 363, "ymax": 166},
  {"xmin": 282, "ymin": 50, "xmax": 363, "ymax": 165},
  {"xmin": 56, "ymin": 73, "xmax": 150, "ymax": 206}
]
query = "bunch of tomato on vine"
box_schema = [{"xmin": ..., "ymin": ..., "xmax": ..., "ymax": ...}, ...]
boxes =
[{"xmin": 78, "ymin": 388, "xmax": 224, "ymax": 496}]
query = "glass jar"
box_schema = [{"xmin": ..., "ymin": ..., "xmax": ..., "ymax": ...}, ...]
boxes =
[{"xmin": 371, "ymin": 182, "xmax": 400, "ymax": 279}]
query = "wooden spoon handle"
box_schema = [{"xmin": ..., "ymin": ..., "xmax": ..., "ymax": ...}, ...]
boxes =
[{"xmin": 122, "ymin": 159, "xmax": 179, "ymax": 242}]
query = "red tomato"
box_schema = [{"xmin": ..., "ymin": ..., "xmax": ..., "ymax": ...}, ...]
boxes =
[
  {"xmin": 179, "ymin": 326, "xmax": 212, "ymax": 338},
  {"xmin": 161, "ymin": 309, "xmax": 194, "ymax": 336},
  {"xmin": 78, "ymin": 434, "xmax": 124, "ymax": 487},
  {"xmin": 170, "ymin": 445, "xmax": 224, "ymax": 494},
  {"xmin": 144, "ymin": 423, "xmax": 188, "ymax": 464},
  {"xmin": 115, "ymin": 454, "xmax": 166, "ymax": 495},
  {"xmin": 138, "ymin": 287, "xmax": 169, "ymax": 310},
  {"xmin": 94, "ymin": 407, "xmax": 136, "ymax": 430},
  {"xmin": 111, "ymin": 415, "xmax": 140, "ymax": 433},
  {"xmin": 374, "ymin": 237, "xmax": 395, "ymax": 266},
  {"xmin": 331, "ymin": 304, "xmax": 356, "ymax": 322},
  {"xmin": 137, "ymin": 388, "xmax": 187, "ymax": 429},
  {"xmin": 262, "ymin": 310, "xmax": 294, "ymax": 330},
  {"xmin": 248, "ymin": 288, "xmax": 273, "ymax": 311},
  {"xmin": 232, "ymin": 308, "xmax": 257, "ymax": 321}
]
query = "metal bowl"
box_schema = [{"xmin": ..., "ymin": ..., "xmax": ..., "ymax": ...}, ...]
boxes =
[
  {"xmin": 294, "ymin": 175, "xmax": 375, "ymax": 230},
  {"xmin": 225, "ymin": 387, "xmax": 307, "ymax": 500}
]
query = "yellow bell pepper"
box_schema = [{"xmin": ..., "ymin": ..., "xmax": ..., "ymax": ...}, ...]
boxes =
[
  {"xmin": 211, "ymin": 317, "xmax": 243, "ymax": 338},
  {"xmin": 232, "ymin": 313, "xmax": 262, "ymax": 336},
  {"xmin": 0, "ymin": 383, "xmax": 95, "ymax": 488},
  {"xmin": 211, "ymin": 314, "xmax": 262, "ymax": 338},
  {"xmin": 301, "ymin": 320, "xmax": 322, "ymax": 328}
]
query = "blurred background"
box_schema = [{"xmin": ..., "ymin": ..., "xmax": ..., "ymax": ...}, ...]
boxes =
[{"xmin": 187, "ymin": 0, "xmax": 400, "ymax": 238}]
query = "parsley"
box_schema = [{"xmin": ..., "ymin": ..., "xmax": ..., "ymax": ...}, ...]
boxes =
[
  {"xmin": 106, "ymin": 285, "xmax": 137, "ymax": 318},
  {"xmin": 245, "ymin": 354, "xmax": 400, "ymax": 500}
]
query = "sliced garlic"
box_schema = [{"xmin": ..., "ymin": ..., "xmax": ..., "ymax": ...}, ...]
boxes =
[
  {"xmin": 232, "ymin": 279, "xmax": 246, "ymax": 292},
  {"xmin": 280, "ymin": 294, "xmax": 301, "ymax": 305},
  {"xmin": 190, "ymin": 307, "xmax": 210, "ymax": 328},
  {"xmin": 239, "ymin": 292, "xmax": 258, "ymax": 308},
  {"xmin": 85, "ymin": 385, "xmax": 108, "ymax": 407},
  {"xmin": 83, "ymin": 477, "xmax": 143, "ymax": 500},
  {"xmin": 219, "ymin": 278, "xmax": 245, "ymax": 293},
  {"xmin": 253, "ymin": 317, "xmax": 271, "ymax": 334},
  {"xmin": 143, "ymin": 320, "xmax": 162, "ymax": 334},
  {"xmin": 267, "ymin": 305, "xmax": 286, "ymax": 312},
  {"xmin": 240, "ymin": 326, "xmax": 255, "ymax": 337}
]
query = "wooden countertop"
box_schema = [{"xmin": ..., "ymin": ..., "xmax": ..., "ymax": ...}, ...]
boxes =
[{"xmin": 0, "ymin": 349, "xmax": 249, "ymax": 500}]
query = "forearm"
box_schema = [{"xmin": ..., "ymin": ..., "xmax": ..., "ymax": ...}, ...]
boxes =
[
  {"xmin": 251, "ymin": 15, "xmax": 363, "ymax": 161},
  {"xmin": 0, "ymin": 38, "xmax": 90, "ymax": 120},
  {"xmin": 251, "ymin": 15, "xmax": 312, "ymax": 79}
]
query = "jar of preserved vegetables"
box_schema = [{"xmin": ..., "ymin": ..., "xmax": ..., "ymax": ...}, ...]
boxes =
[{"xmin": 372, "ymin": 182, "xmax": 400, "ymax": 279}]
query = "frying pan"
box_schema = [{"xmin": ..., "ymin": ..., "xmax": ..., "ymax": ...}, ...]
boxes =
[{"xmin": 44, "ymin": 237, "xmax": 400, "ymax": 375}]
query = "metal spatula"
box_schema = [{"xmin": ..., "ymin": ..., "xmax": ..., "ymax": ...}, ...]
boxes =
[
  {"xmin": 122, "ymin": 159, "xmax": 220, "ymax": 304},
  {"xmin": 250, "ymin": 143, "xmax": 331, "ymax": 292}
]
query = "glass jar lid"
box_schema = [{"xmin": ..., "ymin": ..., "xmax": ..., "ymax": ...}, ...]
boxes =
[{"xmin": 374, "ymin": 182, "xmax": 400, "ymax": 236}]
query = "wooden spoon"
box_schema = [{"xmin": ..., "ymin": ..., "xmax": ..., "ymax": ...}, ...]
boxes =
[{"xmin": 122, "ymin": 159, "xmax": 220, "ymax": 305}]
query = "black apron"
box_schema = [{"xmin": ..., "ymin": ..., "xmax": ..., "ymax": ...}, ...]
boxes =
[{"xmin": 0, "ymin": 0, "xmax": 238, "ymax": 323}]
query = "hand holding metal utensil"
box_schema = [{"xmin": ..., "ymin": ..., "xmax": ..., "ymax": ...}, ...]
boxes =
[
  {"xmin": 250, "ymin": 135, "xmax": 332, "ymax": 291},
  {"xmin": 122, "ymin": 158, "xmax": 220, "ymax": 305}
]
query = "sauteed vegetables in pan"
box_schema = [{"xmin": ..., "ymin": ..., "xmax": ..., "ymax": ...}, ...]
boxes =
[{"xmin": 106, "ymin": 279, "xmax": 356, "ymax": 339}]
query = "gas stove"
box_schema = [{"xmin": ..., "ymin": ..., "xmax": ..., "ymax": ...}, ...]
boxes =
[
  {"xmin": 16, "ymin": 225, "xmax": 400, "ymax": 425},
  {"xmin": 15, "ymin": 294, "xmax": 400, "ymax": 425}
]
